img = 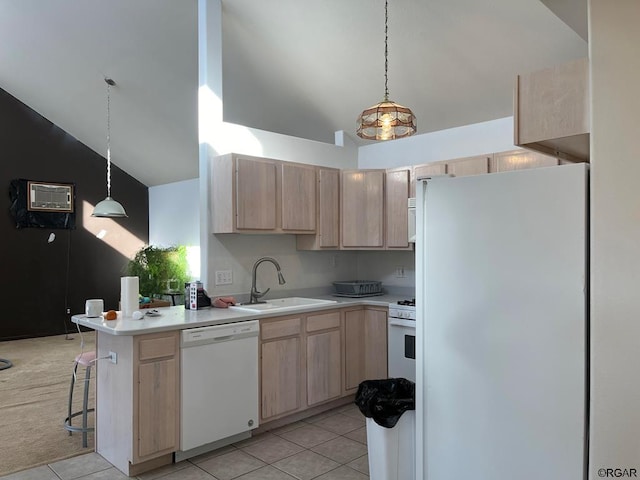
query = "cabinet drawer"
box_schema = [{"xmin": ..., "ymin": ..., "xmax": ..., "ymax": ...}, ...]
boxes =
[
  {"xmin": 261, "ymin": 317, "xmax": 302, "ymax": 340},
  {"xmin": 306, "ymin": 312, "xmax": 341, "ymax": 332},
  {"xmin": 138, "ymin": 334, "xmax": 177, "ymax": 362}
]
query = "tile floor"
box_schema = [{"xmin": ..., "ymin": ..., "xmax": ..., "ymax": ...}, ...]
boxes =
[{"xmin": 1, "ymin": 404, "xmax": 369, "ymax": 480}]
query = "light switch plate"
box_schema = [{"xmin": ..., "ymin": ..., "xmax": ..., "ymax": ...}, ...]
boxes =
[{"xmin": 215, "ymin": 270, "xmax": 233, "ymax": 285}]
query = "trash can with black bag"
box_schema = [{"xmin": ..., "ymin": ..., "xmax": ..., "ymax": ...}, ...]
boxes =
[{"xmin": 355, "ymin": 378, "xmax": 415, "ymax": 480}]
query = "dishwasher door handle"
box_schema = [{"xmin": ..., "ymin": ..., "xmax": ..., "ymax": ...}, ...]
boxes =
[{"xmin": 212, "ymin": 335, "xmax": 233, "ymax": 342}]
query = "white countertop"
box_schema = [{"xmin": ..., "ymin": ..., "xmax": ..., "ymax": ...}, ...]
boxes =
[{"xmin": 72, "ymin": 294, "xmax": 405, "ymax": 335}]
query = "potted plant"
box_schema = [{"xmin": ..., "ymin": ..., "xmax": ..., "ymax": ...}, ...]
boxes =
[{"xmin": 125, "ymin": 245, "xmax": 190, "ymax": 299}]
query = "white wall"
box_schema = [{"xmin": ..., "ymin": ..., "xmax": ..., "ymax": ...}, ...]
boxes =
[
  {"xmin": 358, "ymin": 116, "xmax": 516, "ymax": 169},
  {"xmin": 149, "ymin": 178, "xmax": 199, "ymax": 247},
  {"xmin": 357, "ymin": 251, "xmax": 415, "ymax": 291},
  {"xmin": 589, "ymin": 1, "xmax": 640, "ymax": 475}
]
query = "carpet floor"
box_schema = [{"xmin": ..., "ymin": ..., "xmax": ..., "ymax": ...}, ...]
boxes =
[{"xmin": 0, "ymin": 331, "xmax": 96, "ymax": 476}]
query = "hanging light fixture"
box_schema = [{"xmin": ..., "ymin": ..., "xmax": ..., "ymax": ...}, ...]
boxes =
[
  {"xmin": 357, "ymin": 0, "xmax": 416, "ymax": 141},
  {"xmin": 92, "ymin": 78, "xmax": 127, "ymax": 218}
]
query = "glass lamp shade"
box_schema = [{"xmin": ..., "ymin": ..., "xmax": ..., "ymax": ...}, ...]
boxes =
[
  {"xmin": 92, "ymin": 196, "xmax": 128, "ymax": 217},
  {"xmin": 356, "ymin": 99, "xmax": 417, "ymax": 141}
]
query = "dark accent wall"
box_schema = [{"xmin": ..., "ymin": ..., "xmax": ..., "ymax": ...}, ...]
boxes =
[{"xmin": 0, "ymin": 88, "xmax": 149, "ymax": 340}]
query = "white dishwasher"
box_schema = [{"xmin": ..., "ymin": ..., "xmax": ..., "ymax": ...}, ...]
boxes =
[{"xmin": 179, "ymin": 320, "xmax": 259, "ymax": 455}]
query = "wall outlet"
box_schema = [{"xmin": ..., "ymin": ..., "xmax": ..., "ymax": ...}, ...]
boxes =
[
  {"xmin": 330, "ymin": 255, "xmax": 337, "ymax": 268},
  {"xmin": 108, "ymin": 351, "xmax": 117, "ymax": 364},
  {"xmin": 395, "ymin": 266, "xmax": 405, "ymax": 278},
  {"xmin": 215, "ymin": 270, "xmax": 233, "ymax": 285}
]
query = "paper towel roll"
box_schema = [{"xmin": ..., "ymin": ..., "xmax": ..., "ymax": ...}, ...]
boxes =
[{"xmin": 121, "ymin": 276, "xmax": 139, "ymax": 317}]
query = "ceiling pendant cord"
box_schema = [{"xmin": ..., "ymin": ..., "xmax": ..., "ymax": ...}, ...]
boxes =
[
  {"xmin": 106, "ymin": 78, "xmax": 114, "ymax": 200},
  {"xmin": 384, "ymin": 0, "xmax": 389, "ymax": 102}
]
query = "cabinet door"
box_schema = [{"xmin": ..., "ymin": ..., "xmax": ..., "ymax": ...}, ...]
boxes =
[
  {"xmin": 515, "ymin": 57, "xmax": 589, "ymax": 161},
  {"xmin": 490, "ymin": 150, "xmax": 559, "ymax": 172},
  {"xmin": 261, "ymin": 337, "xmax": 302, "ymax": 420},
  {"xmin": 307, "ymin": 330, "xmax": 342, "ymax": 406},
  {"xmin": 385, "ymin": 169, "xmax": 411, "ymax": 249},
  {"xmin": 318, "ymin": 168, "xmax": 340, "ymax": 247},
  {"xmin": 344, "ymin": 308, "xmax": 388, "ymax": 393},
  {"xmin": 341, "ymin": 170, "xmax": 384, "ymax": 248},
  {"xmin": 364, "ymin": 308, "xmax": 388, "ymax": 380},
  {"xmin": 236, "ymin": 157, "xmax": 277, "ymax": 230},
  {"xmin": 137, "ymin": 358, "xmax": 178, "ymax": 459},
  {"xmin": 344, "ymin": 309, "xmax": 366, "ymax": 391},
  {"xmin": 412, "ymin": 163, "xmax": 447, "ymax": 197},
  {"xmin": 447, "ymin": 155, "xmax": 490, "ymax": 177},
  {"xmin": 281, "ymin": 163, "xmax": 316, "ymax": 232}
]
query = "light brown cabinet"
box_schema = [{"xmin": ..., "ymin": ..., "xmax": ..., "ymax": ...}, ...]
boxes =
[
  {"xmin": 341, "ymin": 170, "xmax": 385, "ymax": 248},
  {"xmin": 212, "ymin": 153, "xmax": 317, "ymax": 234},
  {"xmin": 95, "ymin": 330, "xmax": 180, "ymax": 476},
  {"xmin": 447, "ymin": 155, "xmax": 491, "ymax": 177},
  {"xmin": 341, "ymin": 169, "xmax": 411, "ymax": 250},
  {"xmin": 343, "ymin": 307, "xmax": 388, "ymax": 393},
  {"xmin": 515, "ymin": 57, "xmax": 589, "ymax": 162},
  {"xmin": 411, "ymin": 163, "xmax": 447, "ymax": 197},
  {"xmin": 490, "ymin": 149, "xmax": 558, "ymax": 172},
  {"xmin": 235, "ymin": 156, "xmax": 278, "ymax": 230},
  {"xmin": 260, "ymin": 316, "xmax": 304, "ymax": 422},
  {"xmin": 385, "ymin": 168, "xmax": 412, "ymax": 249},
  {"xmin": 306, "ymin": 312, "xmax": 342, "ymax": 406},
  {"xmin": 281, "ymin": 162, "xmax": 317, "ymax": 232},
  {"xmin": 133, "ymin": 332, "xmax": 180, "ymax": 463},
  {"xmin": 259, "ymin": 306, "xmax": 388, "ymax": 423},
  {"xmin": 296, "ymin": 167, "xmax": 340, "ymax": 250}
]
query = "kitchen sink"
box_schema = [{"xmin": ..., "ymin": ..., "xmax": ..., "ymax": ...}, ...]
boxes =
[{"xmin": 229, "ymin": 297, "xmax": 337, "ymax": 313}]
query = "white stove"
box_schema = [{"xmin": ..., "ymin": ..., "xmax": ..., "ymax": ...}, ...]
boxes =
[{"xmin": 388, "ymin": 300, "xmax": 416, "ymax": 382}]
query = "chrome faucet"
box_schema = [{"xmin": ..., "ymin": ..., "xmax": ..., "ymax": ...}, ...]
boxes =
[{"xmin": 249, "ymin": 257, "xmax": 286, "ymax": 304}]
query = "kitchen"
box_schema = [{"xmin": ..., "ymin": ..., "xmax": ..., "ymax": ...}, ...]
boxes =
[{"xmin": 1, "ymin": 1, "xmax": 640, "ymax": 480}]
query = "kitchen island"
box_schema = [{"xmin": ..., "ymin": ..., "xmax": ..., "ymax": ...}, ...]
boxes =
[{"xmin": 72, "ymin": 295, "xmax": 400, "ymax": 476}]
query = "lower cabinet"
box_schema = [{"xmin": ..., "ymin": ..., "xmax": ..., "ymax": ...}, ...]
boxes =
[
  {"xmin": 306, "ymin": 312, "xmax": 342, "ymax": 406},
  {"xmin": 259, "ymin": 306, "xmax": 388, "ymax": 423},
  {"xmin": 344, "ymin": 307, "xmax": 388, "ymax": 393},
  {"xmin": 260, "ymin": 317, "xmax": 304, "ymax": 421},
  {"xmin": 133, "ymin": 332, "xmax": 180, "ymax": 463},
  {"xmin": 96, "ymin": 330, "xmax": 180, "ymax": 476}
]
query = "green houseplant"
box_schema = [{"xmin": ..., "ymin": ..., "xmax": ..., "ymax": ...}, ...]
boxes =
[{"xmin": 125, "ymin": 245, "xmax": 190, "ymax": 298}]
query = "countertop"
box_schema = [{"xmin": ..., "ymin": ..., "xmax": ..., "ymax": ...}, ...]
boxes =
[{"xmin": 72, "ymin": 294, "xmax": 406, "ymax": 335}]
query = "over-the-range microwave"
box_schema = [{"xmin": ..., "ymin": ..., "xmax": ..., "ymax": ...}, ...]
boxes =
[{"xmin": 408, "ymin": 197, "xmax": 416, "ymax": 243}]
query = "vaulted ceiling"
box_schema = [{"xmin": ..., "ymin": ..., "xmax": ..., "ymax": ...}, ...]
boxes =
[{"xmin": 0, "ymin": 0, "xmax": 587, "ymax": 186}]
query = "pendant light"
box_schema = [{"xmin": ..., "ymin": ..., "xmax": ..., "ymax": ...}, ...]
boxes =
[
  {"xmin": 357, "ymin": 0, "xmax": 416, "ymax": 141},
  {"xmin": 92, "ymin": 78, "xmax": 127, "ymax": 217}
]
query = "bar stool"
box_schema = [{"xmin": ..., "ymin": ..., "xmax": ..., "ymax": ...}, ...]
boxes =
[{"xmin": 64, "ymin": 351, "xmax": 96, "ymax": 447}]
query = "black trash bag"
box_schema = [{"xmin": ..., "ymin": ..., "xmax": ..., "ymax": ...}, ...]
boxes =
[{"xmin": 355, "ymin": 378, "xmax": 415, "ymax": 428}]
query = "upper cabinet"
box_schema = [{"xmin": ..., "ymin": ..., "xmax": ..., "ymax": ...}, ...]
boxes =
[
  {"xmin": 300, "ymin": 167, "xmax": 411, "ymax": 251},
  {"xmin": 281, "ymin": 162, "xmax": 317, "ymax": 232},
  {"xmin": 296, "ymin": 168, "xmax": 340, "ymax": 250},
  {"xmin": 447, "ymin": 155, "xmax": 491, "ymax": 177},
  {"xmin": 385, "ymin": 168, "xmax": 411, "ymax": 249},
  {"xmin": 212, "ymin": 154, "xmax": 317, "ymax": 234},
  {"xmin": 411, "ymin": 162, "xmax": 447, "ymax": 197},
  {"xmin": 235, "ymin": 157, "xmax": 278, "ymax": 231},
  {"xmin": 490, "ymin": 150, "xmax": 558, "ymax": 172},
  {"xmin": 341, "ymin": 170, "xmax": 385, "ymax": 249},
  {"xmin": 514, "ymin": 57, "xmax": 589, "ymax": 162}
]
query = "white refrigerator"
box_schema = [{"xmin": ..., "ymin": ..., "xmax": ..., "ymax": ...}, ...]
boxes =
[{"xmin": 415, "ymin": 163, "xmax": 588, "ymax": 480}]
